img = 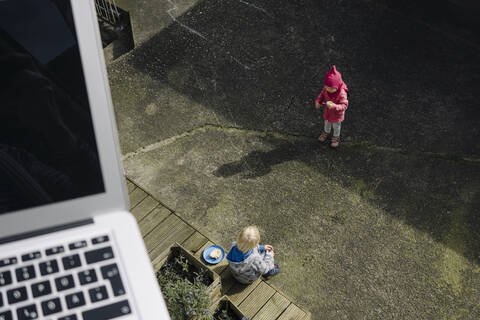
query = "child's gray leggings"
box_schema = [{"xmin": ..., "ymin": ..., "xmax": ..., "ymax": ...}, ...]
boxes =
[{"xmin": 324, "ymin": 120, "xmax": 341, "ymax": 137}]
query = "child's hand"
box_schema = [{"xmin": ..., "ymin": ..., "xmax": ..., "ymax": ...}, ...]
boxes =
[
  {"xmin": 265, "ymin": 245, "xmax": 274, "ymax": 251},
  {"xmin": 266, "ymin": 249, "xmax": 275, "ymax": 257},
  {"xmin": 315, "ymin": 102, "xmax": 320, "ymax": 111}
]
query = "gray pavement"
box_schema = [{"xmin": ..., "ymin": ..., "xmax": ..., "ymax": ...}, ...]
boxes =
[
  {"xmin": 115, "ymin": 0, "xmax": 199, "ymax": 45},
  {"xmin": 108, "ymin": 0, "xmax": 480, "ymax": 318}
]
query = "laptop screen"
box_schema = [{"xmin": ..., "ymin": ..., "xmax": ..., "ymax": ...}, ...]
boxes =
[{"xmin": 0, "ymin": 0, "xmax": 105, "ymax": 215}]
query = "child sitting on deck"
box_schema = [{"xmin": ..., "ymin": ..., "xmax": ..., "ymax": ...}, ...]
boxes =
[{"xmin": 226, "ymin": 226, "xmax": 280, "ymax": 284}]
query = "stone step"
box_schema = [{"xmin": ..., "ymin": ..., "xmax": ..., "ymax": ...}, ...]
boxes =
[{"xmin": 111, "ymin": 0, "xmax": 199, "ymax": 46}]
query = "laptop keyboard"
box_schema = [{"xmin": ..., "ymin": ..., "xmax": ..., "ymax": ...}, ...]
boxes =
[{"xmin": 0, "ymin": 234, "xmax": 133, "ymax": 320}]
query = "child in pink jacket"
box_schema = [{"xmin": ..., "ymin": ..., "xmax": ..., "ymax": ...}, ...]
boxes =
[{"xmin": 315, "ymin": 65, "xmax": 349, "ymax": 148}]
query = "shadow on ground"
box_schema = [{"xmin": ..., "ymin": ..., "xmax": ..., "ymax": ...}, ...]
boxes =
[
  {"xmin": 214, "ymin": 137, "xmax": 480, "ymax": 266},
  {"xmin": 122, "ymin": 0, "xmax": 480, "ymax": 155}
]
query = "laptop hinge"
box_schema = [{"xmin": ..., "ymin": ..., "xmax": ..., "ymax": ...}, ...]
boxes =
[{"xmin": 0, "ymin": 218, "xmax": 94, "ymax": 245}]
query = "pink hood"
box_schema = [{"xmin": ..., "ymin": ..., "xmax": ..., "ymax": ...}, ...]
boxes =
[{"xmin": 324, "ymin": 65, "xmax": 348, "ymax": 103}]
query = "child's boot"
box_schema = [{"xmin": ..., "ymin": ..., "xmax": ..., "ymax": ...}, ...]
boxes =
[
  {"xmin": 318, "ymin": 131, "xmax": 329, "ymax": 142},
  {"xmin": 263, "ymin": 264, "xmax": 281, "ymax": 280},
  {"xmin": 330, "ymin": 136, "xmax": 340, "ymax": 148}
]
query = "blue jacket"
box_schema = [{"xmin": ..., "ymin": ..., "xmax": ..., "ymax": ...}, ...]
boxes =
[{"xmin": 226, "ymin": 242, "xmax": 273, "ymax": 284}]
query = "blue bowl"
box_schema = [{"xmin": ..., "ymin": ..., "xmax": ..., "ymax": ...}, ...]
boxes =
[{"xmin": 203, "ymin": 245, "xmax": 225, "ymax": 265}]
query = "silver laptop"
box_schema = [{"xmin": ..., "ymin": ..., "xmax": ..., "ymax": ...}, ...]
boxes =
[{"xmin": 0, "ymin": 0, "xmax": 170, "ymax": 319}]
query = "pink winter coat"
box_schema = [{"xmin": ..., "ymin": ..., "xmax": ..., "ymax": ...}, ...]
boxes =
[
  {"xmin": 315, "ymin": 87, "xmax": 349, "ymax": 123},
  {"xmin": 315, "ymin": 65, "xmax": 349, "ymax": 123}
]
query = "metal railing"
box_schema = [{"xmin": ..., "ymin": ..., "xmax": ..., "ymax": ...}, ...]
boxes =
[{"xmin": 94, "ymin": 0, "xmax": 121, "ymax": 26}]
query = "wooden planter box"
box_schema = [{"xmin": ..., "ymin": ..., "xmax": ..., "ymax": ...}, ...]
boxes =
[
  {"xmin": 154, "ymin": 242, "xmax": 221, "ymax": 301},
  {"xmin": 210, "ymin": 296, "xmax": 247, "ymax": 320}
]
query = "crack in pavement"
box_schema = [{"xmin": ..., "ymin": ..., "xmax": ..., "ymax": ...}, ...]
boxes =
[
  {"xmin": 237, "ymin": 0, "xmax": 274, "ymax": 18},
  {"xmin": 122, "ymin": 124, "xmax": 480, "ymax": 163},
  {"xmin": 165, "ymin": 0, "xmax": 253, "ymax": 70},
  {"xmin": 166, "ymin": 0, "xmax": 207, "ymax": 39},
  {"xmin": 122, "ymin": 123, "xmax": 265, "ymax": 161}
]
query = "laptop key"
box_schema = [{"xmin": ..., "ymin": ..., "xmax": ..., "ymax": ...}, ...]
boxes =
[
  {"xmin": 55, "ymin": 275, "xmax": 75, "ymax": 291},
  {"xmin": 65, "ymin": 291, "xmax": 85, "ymax": 309},
  {"xmin": 31, "ymin": 280, "xmax": 52, "ymax": 297},
  {"xmin": 7, "ymin": 286, "xmax": 28, "ymax": 304},
  {"xmin": 88, "ymin": 285, "xmax": 108, "ymax": 303},
  {"xmin": 0, "ymin": 257, "xmax": 17, "ymax": 268},
  {"xmin": 82, "ymin": 300, "xmax": 131, "ymax": 320},
  {"xmin": 85, "ymin": 247, "xmax": 114, "ymax": 264},
  {"xmin": 91, "ymin": 235, "xmax": 109, "ymax": 245},
  {"xmin": 0, "ymin": 310, "xmax": 12, "ymax": 320},
  {"xmin": 68, "ymin": 241, "xmax": 87, "ymax": 251},
  {"xmin": 15, "ymin": 265, "xmax": 36, "ymax": 282},
  {"xmin": 45, "ymin": 246, "xmax": 64, "ymax": 256},
  {"xmin": 0, "ymin": 291, "xmax": 3, "ymax": 307},
  {"xmin": 39, "ymin": 260, "xmax": 59, "ymax": 276},
  {"xmin": 101, "ymin": 263, "xmax": 126, "ymax": 296},
  {"xmin": 62, "ymin": 254, "xmax": 81, "ymax": 270},
  {"xmin": 21, "ymin": 251, "xmax": 41, "ymax": 262},
  {"xmin": 0, "ymin": 270, "xmax": 12, "ymax": 287},
  {"xmin": 41, "ymin": 297, "xmax": 62, "ymax": 316},
  {"xmin": 78, "ymin": 269, "xmax": 97, "ymax": 285},
  {"xmin": 16, "ymin": 304, "xmax": 38, "ymax": 320},
  {"xmin": 58, "ymin": 315, "xmax": 77, "ymax": 320}
]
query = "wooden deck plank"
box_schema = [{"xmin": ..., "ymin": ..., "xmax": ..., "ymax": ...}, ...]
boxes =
[
  {"xmin": 194, "ymin": 241, "xmax": 229, "ymax": 276},
  {"xmin": 238, "ymin": 281, "xmax": 276, "ymax": 319},
  {"xmin": 129, "ymin": 188, "xmax": 148, "ymax": 209},
  {"xmin": 148, "ymin": 222, "xmax": 195, "ymax": 261},
  {"xmin": 252, "ymin": 292, "xmax": 290, "ymax": 320},
  {"xmin": 193, "ymin": 241, "xmax": 235, "ymax": 295},
  {"xmin": 276, "ymin": 303, "xmax": 306, "ymax": 320},
  {"xmin": 151, "ymin": 252, "xmax": 165, "ymax": 273},
  {"xmin": 126, "ymin": 179, "xmax": 136, "ymax": 194},
  {"xmin": 208, "ymin": 247, "xmax": 229, "ymax": 275},
  {"xmin": 139, "ymin": 207, "xmax": 171, "ymax": 237},
  {"xmin": 194, "ymin": 241, "xmax": 213, "ymax": 259},
  {"xmin": 131, "ymin": 196, "xmax": 159, "ymax": 222},
  {"xmin": 300, "ymin": 312, "xmax": 312, "ymax": 320},
  {"xmin": 181, "ymin": 232, "xmax": 209, "ymax": 253},
  {"xmin": 210, "ymin": 255, "xmax": 229, "ymax": 275},
  {"xmin": 144, "ymin": 215, "xmax": 183, "ymax": 251},
  {"xmin": 219, "ymin": 268, "xmax": 237, "ymax": 296},
  {"xmin": 227, "ymin": 278, "xmax": 262, "ymax": 306}
]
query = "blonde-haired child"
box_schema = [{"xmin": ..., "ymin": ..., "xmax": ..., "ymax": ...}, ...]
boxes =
[{"xmin": 226, "ymin": 226, "xmax": 280, "ymax": 284}]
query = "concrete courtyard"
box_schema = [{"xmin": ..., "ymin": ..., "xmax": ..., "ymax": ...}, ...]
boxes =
[{"xmin": 108, "ymin": 0, "xmax": 480, "ymax": 318}]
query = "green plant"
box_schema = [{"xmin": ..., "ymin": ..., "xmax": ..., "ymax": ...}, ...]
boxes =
[
  {"xmin": 213, "ymin": 304, "xmax": 248, "ymax": 320},
  {"xmin": 157, "ymin": 256, "xmax": 213, "ymax": 320},
  {"xmin": 215, "ymin": 309, "xmax": 237, "ymax": 320},
  {"xmin": 217, "ymin": 309, "xmax": 232, "ymax": 320}
]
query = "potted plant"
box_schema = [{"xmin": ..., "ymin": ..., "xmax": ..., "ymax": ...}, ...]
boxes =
[
  {"xmin": 158, "ymin": 263, "xmax": 212, "ymax": 320},
  {"xmin": 156, "ymin": 243, "xmax": 221, "ymax": 303},
  {"xmin": 210, "ymin": 296, "xmax": 248, "ymax": 320}
]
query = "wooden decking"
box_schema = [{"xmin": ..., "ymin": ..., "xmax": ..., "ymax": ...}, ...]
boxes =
[{"xmin": 126, "ymin": 178, "xmax": 311, "ymax": 320}]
